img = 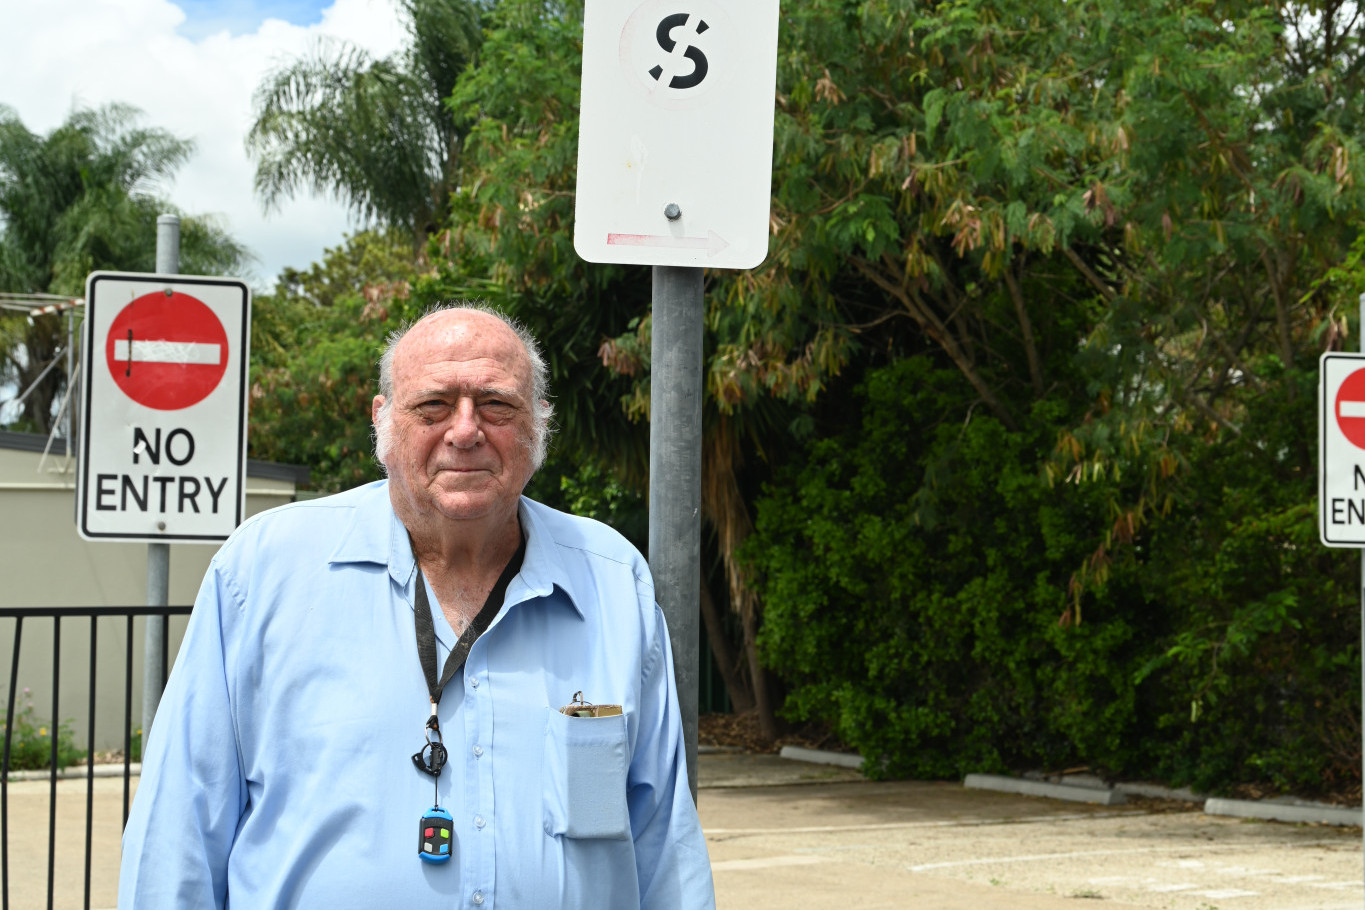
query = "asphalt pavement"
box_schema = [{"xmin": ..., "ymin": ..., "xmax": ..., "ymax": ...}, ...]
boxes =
[
  {"xmin": 2, "ymin": 751, "xmax": 1361, "ymax": 909},
  {"xmin": 699, "ymin": 750, "xmax": 1365, "ymax": 910}
]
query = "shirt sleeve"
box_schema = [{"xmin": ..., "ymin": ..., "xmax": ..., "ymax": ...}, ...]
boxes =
[
  {"xmin": 119, "ymin": 560, "xmax": 247, "ymax": 909},
  {"xmin": 627, "ymin": 603, "xmax": 716, "ymax": 910}
]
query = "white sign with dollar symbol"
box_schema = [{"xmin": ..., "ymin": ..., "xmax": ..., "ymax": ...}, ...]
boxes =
[{"xmin": 574, "ymin": 0, "xmax": 781, "ymax": 270}]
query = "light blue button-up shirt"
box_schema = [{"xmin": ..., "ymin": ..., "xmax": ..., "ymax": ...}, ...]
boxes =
[{"xmin": 119, "ymin": 480, "xmax": 715, "ymax": 909}]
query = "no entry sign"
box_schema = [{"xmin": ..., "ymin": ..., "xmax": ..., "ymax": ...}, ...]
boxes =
[
  {"xmin": 1319, "ymin": 352, "xmax": 1365, "ymax": 546},
  {"xmin": 77, "ymin": 272, "xmax": 251, "ymax": 543}
]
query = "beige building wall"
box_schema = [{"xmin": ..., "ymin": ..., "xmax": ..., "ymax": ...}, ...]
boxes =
[{"xmin": 0, "ymin": 431, "xmax": 306, "ymax": 751}]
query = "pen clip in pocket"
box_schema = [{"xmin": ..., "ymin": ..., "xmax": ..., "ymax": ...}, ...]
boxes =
[{"xmin": 559, "ymin": 690, "xmax": 622, "ymax": 718}]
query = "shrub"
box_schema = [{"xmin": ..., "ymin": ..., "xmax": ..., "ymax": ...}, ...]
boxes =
[
  {"xmin": 744, "ymin": 357, "xmax": 1358, "ymax": 795},
  {"xmin": 2, "ymin": 689, "xmax": 87, "ymax": 772},
  {"xmin": 745, "ymin": 358, "xmax": 1149, "ymax": 778}
]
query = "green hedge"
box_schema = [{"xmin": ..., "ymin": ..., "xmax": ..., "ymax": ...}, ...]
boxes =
[{"xmin": 744, "ymin": 357, "xmax": 1358, "ymax": 795}]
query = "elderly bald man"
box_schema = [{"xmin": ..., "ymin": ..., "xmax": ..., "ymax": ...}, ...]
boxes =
[{"xmin": 120, "ymin": 304, "xmax": 715, "ymax": 909}]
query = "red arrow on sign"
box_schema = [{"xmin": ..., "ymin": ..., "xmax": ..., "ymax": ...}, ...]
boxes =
[
  {"xmin": 105, "ymin": 291, "xmax": 229, "ymax": 411},
  {"xmin": 607, "ymin": 230, "xmax": 730, "ymax": 256}
]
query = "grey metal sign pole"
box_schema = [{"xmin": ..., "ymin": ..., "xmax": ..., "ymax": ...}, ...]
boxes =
[
  {"xmin": 141, "ymin": 214, "xmax": 179, "ymax": 756},
  {"xmin": 648, "ymin": 264, "xmax": 704, "ymax": 803}
]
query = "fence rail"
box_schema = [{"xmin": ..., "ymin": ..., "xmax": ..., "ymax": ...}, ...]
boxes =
[{"xmin": 0, "ymin": 605, "xmax": 191, "ymax": 910}]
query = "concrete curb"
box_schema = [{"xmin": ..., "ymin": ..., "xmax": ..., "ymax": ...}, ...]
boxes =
[
  {"xmin": 779, "ymin": 746, "xmax": 864, "ymax": 770},
  {"xmin": 6, "ymin": 763, "xmax": 140, "ymax": 782},
  {"xmin": 964, "ymin": 773, "xmax": 1361, "ymax": 827},
  {"xmin": 964, "ymin": 773, "xmax": 1128, "ymax": 806},
  {"xmin": 1204, "ymin": 797, "xmax": 1361, "ymax": 828}
]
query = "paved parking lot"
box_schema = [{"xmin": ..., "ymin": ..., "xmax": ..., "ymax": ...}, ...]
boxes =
[
  {"xmin": 700, "ymin": 752, "xmax": 1364, "ymax": 909},
  {"xmin": 2, "ymin": 752, "xmax": 1361, "ymax": 908}
]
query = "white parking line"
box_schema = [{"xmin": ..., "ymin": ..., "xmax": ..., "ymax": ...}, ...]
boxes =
[
  {"xmin": 711, "ymin": 855, "xmax": 832, "ymax": 872},
  {"xmin": 1309, "ymin": 881, "xmax": 1365, "ymax": 891},
  {"xmin": 909, "ymin": 840, "xmax": 1350, "ymax": 872},
  {"xmin": 706, "ymin": 810, "xmax": 1141, "ymax": 837}
]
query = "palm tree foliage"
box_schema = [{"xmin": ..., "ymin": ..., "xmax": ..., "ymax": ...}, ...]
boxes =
[
  {"xmin": 245, "ymin": 0, "xmax": 485, "ymax": 244},
  {"xmin": 0, "ymin": 103, "xmax": 247, "ymax": 433}
]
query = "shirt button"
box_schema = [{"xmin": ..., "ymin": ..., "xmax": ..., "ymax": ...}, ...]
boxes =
[
  {"xmin": 472, "ymin": 744, "xmax": 484, "ymax": 757},
  {"xmin": 474, "ymin": 815, "xmax": 486, "ymax": 829},
  {"xmin": 472, "ymin": 891, "xmax": 485, "ymax": 906},
  {"xmin": 468, "ymin": 676, "xmax": 479, "ymax": 688}
]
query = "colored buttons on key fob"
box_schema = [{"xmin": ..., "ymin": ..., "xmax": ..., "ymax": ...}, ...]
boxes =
[{"xmin": 419, "ymin": 807, "xmax": 455, "ymax": 863}]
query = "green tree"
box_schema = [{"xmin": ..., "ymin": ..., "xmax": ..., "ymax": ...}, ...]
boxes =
[
  {"xmin": 246, "ymin": 0, "xmax": 485, "ymax": 244},
  {"xmin": 742, "ymin": 0, "xmax": 1365, "ymax": 789},
  {"xmin": 749, "ymin": 0, "xmax": 1365, "ymax": 594},
  {"xmin": 0, "ymin": 103, "xmax": 247, "ymax": 432}
]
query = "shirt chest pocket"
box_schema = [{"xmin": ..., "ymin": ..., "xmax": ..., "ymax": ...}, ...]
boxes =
[{"xmin": 542, "ymin": 707, "xmax": 630, "ymax": 840}]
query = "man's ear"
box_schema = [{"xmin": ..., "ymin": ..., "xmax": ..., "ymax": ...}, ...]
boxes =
[{"xmin": 372, "ymin": 395, "xmax": 386, "ymax": 424}]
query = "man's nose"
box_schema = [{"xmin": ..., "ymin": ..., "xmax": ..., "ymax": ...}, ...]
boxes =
[{"xmin": 445, "ymin": 399, "xmax": 483, "ymax": 447}]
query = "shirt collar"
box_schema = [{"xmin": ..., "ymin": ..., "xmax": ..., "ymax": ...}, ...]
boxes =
[
  {"xmin": 326, "ymin": 481, "xmax": 415, "ymax": 586},
  {"xmin": 513, "ymin": 498, "xmax": 585, "ymax": 619},
  {"xmin": 326, "ymin": 480, "xmax": 585, "ymax": 619}
]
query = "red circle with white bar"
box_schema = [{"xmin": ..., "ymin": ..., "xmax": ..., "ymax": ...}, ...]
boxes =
[
  {"xmin": 105, "ymin": 291, "xmax": 229, "ymax": 410},
  {"xmin": 1335, "ymin": 367, "xmax": 1365, "ymax": 449}
]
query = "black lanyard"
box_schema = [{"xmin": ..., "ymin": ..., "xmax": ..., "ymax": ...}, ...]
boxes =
[{"xmin": 412, "ymin": 536, "xmax": 526, "ymax": 707}]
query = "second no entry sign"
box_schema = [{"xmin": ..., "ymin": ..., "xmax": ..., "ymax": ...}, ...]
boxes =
[{"xmin": 1320, "ymin": 352, "xmax": 1365, "ymax": 546}]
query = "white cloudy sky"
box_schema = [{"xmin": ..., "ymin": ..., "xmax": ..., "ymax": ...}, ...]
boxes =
[{"xmin": 0, "ymin": 0, "xmax": 410, "ymax": 291}]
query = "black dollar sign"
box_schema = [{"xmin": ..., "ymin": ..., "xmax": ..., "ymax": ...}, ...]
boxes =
[{"xmin": 648, "ymin": 13, "xmax": 709, "ymax": 89}]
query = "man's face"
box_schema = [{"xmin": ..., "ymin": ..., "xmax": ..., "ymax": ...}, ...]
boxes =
[{"xmin": 375, "ymin": 310, "xmax": 537, "ymax": 526}]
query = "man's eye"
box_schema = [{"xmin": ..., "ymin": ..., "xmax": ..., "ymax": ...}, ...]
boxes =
[
  {"xmin": 480, "ymin": 401, "xmax": 516, "ymax": 419},
  {"xmin": 416, "ymin": 402, "xmax": 450, "ymax": 420}
]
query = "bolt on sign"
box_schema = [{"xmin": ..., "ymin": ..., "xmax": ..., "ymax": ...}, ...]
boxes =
[
  {"xmin": 574, "ymin": 0, "xmax": 781, "ymax": 270},
  {"xmin": 1319, "ymin": 352, "xmax": 1365, "ymax": 546},
  {"xmin": 77, "ymin": 272, "xmax": 251, "ymax": 543}
]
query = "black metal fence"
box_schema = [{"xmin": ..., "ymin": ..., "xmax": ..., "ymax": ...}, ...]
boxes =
[
  {"xmin": 0, "ymin": 605, "xmax": 191, "ymax": 910},
  {"xmin": 0, "ymin": 601, "xmax": 729, "ymax": 907}
]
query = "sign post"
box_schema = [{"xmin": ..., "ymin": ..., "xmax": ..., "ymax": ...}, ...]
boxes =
[
  {"xmin": 146, "ymin": 215, "xmax": 177, "ymax": 754},
  {"xmin": 1317, "ymin": 296, "xmax": 1365, "ymax": 891},
  {"xmin": 575, "ymin": 0, "xmax": 781, "ymax": 801},
  {"xmin": 648, "ymin": 264, "xmax": 704, "ymax": 798}
]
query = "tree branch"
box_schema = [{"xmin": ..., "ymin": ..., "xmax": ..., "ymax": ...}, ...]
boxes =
[
  {"xmin": 1259, "ymin": 246, "xmax": 1295, "ymax": 369},
  {"xmin": 853, "ymin": 256, "xmax": 1018, "ymax": 429},
  {"xmin": 1062, "ymin": 247, "xmax": 1117, "ymax": 302},
  {"xmin": 1183, "ymin": 389, "xmax": 1242, "ymax": 437},
  {"xmin": 1003, "ymin": 262, "xmax": 1044, "ymax": 395}
]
